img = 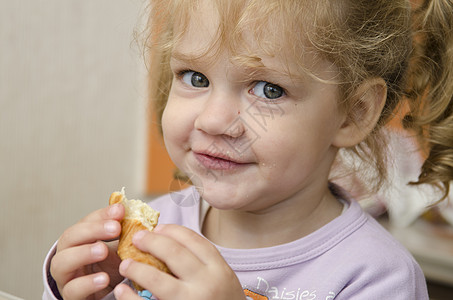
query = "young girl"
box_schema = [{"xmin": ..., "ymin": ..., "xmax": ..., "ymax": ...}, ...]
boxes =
[{"xmin": 43, "ymin": 0, "xmax": 453, "ymax": 299}]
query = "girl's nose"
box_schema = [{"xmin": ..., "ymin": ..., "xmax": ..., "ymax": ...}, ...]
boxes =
[{"xmin": 194, "ymin": 92, "xmax": 245, "ymax": 138}]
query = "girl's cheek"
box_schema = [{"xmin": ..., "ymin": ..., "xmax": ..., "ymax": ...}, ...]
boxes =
[{"xmin": 162, "ymin": 101, "xmax": 182, "ymax": 135}]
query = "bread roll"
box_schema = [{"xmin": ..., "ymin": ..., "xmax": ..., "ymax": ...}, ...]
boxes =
[{"xmin": 109, "ymin": 188, "xmax": 171, "ymax": 291}]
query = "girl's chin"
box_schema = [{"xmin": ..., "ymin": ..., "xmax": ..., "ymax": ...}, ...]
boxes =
[
  {"xmin": 191, "ymin": 175, "xmax": 241, "ymax": 194},
  {"xmin": 187, "ymin": 172, "xmax": 259, "ymax": 209},
  {"xmin": 197, "ymin": 186, "xmax": 243, "ymax": 209}
]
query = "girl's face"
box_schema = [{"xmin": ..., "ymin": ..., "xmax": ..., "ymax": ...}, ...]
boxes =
[{"xmin": 161, "ymin": 3, "xmax": 347, "ymax": 212}]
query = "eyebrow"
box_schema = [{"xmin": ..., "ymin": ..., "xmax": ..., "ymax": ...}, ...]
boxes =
[
  {"xmin": 170, "ymin": 49, "xmax": 307, "ymax": 85},
  {"xmin": 170, "ymin": 50, "xmax": 213, "ymax": 65}
]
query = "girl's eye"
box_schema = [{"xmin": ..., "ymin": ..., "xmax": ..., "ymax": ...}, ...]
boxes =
[
  {"xmin": 181, "ymin": 71, "xmax": 209, "ymax": 88},
  {"xmin": 251, "ymin": 81, "xmax": 285, "ymax": 100}
]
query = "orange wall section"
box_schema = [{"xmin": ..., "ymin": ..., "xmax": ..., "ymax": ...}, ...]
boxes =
[{"xmin": 146, "ymin": 112, "xmax": 176, "ymax": 195}]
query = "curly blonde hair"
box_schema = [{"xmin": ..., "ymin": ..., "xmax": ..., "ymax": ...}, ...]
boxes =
[
  {"xmin": 141, "ymin": 0, "xmax": 453, "ymax": 200},
  {"xmin": 404, "ymin": 0, "xmax": 453, "ymax": 199}
]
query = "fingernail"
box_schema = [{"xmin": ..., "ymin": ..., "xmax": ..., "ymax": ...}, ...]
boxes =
[
  {"xmin": 93, "ymin": 273, "xmax": 107, "ymax": 287},
  {"xmin": 132, "ymin": 230, "xmax": 147, "ymax": 243},
  {"xmin": 104, "ymin": 221, "xmax": 118, "ymax": 234},
  {"xmin": 109, "ymin": 203, "xmax": 121, "ymax": 218},
  {"xmin": 114, "ymin": 284, "xmax": 125, "ymax": 297},
  {"xmin": 119, "ymin": 258, "xmax": 132, "ymax": 274},
  {"xmin": 91, "ymin": 243, "xmax": 104, "ymax": 258}
]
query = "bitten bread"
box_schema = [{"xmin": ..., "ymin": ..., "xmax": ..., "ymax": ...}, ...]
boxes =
[{"xmin": 109, "ymin": 188, "xmax": 172, "ymax": 290}]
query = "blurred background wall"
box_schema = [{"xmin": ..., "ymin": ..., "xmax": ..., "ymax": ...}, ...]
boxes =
[{"xmin": 0, "ymin": 0, "xmax": 148, "ymax": 298}]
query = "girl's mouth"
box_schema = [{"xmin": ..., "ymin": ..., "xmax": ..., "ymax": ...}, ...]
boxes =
[{"xmin": 193, "ymin": 152, "xmax": 249, "ymax": 171}]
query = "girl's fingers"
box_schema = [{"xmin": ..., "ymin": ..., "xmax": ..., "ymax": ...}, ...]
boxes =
[
  {"xmin": 119, "ymin": 259, "xmax": 182, "ymax": 300},
  {"xmin": 60, "ymin": 272, "xmax": 110, "ymax": 300},
  {"xmin": 80, "ymin": 203, "xmax": 124, "ymax": 223},
  {"xmin": 153, "ymin": 224, "xmax": 222, "ymax": 264},
  {"xmin": 114, "ymin": 283, "xmax": 143, "ymax": 300},
  {"xmin": 121, "ymin": 226, "xmax": 244, "ymax": 299},
  {"xmin": 132, "ymin": 229, "xmax": 205, "ymax": 279},
  {"xmin": 51, "ymin": 241, "xmax": 108, "ymax": 286},
  {"xmin": 57, "ymin": 218, "xmax": 121, "ymax": 250}
]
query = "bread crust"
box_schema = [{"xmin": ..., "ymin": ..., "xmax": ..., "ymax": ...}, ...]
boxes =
[{"xmin": 109, "ymin": 191, "xmax": 171, "ymax": 290}]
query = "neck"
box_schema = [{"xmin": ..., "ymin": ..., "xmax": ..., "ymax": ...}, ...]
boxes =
[{"xmin": 201, "ymin": 184, "xmax": 343, "ymax": 249}]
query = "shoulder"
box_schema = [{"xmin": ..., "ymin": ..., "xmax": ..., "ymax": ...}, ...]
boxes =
[
  {"xmin": 345, "ymin": 214, "xmax": 420, "ymax": 270},
  {"xmin": 325, "ymin": 186, "xmax": 428, "ymax": 298},
  {"xmin": 331, "ymin": 184, "xmax": 421, "ymax": 267},
  {"xmin": 333, "ymin": 207, "xmax": 428, "ymax": 298}
]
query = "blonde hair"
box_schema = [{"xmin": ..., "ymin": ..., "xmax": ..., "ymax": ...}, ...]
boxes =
[
  {"xmin": 142, "ymin": 0, "xmax": 453, "ymax": 199},
  {"xmin": 404, "ymin": 0, "xmax": 453, "ymax": 199}
]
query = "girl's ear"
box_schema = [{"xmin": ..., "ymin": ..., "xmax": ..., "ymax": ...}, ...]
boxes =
[{"xmin": 333, "ymin": 78, "xmax": 387, "ymax": 148}]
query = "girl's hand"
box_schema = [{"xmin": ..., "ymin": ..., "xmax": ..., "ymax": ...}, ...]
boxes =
[
  {"xmin": 50, "ymin": 203, "xmax": 125, "ymax": 300},
  {"xmin": 113, "ymin": 224, "xmax": 246, "ymax": 300}
]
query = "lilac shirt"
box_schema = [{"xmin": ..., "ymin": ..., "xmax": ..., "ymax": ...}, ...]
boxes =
[{"xmin": 43, "ymin": 186, "xmax": 428, "ymax": 299}]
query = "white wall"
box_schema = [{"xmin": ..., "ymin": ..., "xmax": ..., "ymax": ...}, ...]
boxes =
[{"xmin": 0, "ymin": 1, "xmax": 148, "ymax": 298}]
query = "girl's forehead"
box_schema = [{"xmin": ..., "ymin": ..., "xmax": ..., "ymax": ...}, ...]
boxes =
[
  {"xmin": 172, "ymin": 3, "xmax": 219, "ymax": 59},
  {"xmin": 171, "ymin": 1, "xmax": 283, "ymax": 60},
  {"xmin": 170, "ymin": 0, "xmax": 316, "ymax": 50},
  {"xmin": 170, "ymin": 0, "xmax": 338, "ymax": 82}
]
